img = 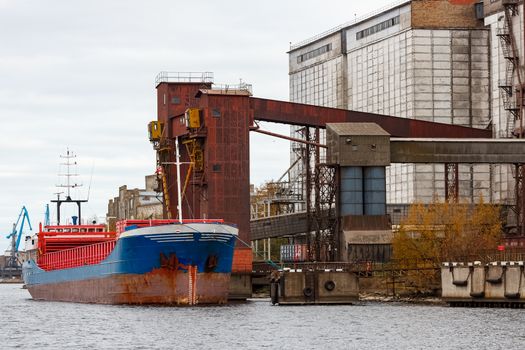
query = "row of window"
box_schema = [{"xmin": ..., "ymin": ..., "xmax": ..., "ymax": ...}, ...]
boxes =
[
  {"xmin": 297, "ymin": 43, "xmax": 332, "ymax": 63},
  {"xmin": 356, "ymin": 16, "xmax": 400, "ymax": 40}
]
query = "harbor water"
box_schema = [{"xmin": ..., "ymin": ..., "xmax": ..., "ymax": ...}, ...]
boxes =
[{"xmin": 2, "ymin": 283, "xmax": 525, "ymax": 349}]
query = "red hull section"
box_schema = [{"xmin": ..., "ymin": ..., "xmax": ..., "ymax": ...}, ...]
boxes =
[{"xmin": 28, "ymin": 269, "xmax": 231, "ymax": 305}]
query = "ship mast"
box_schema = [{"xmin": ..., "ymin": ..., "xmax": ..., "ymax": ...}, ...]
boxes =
[
  {"xmin": 51, "ymin": 149, "xmax": 87, "ymax": 225},
  {"xmin": 57, "ymin": 148, "xmax": 81, "ymax": 200}
]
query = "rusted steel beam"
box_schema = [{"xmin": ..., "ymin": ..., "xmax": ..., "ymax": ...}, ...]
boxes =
[
  {"xmin": 390, "ymin": 139, "xmax": 525, "ymax": 163},
  {"xmin": 250, "ymin": 97, "xmax": 491, "ymax": 138},
  {"xmin": 250, "ymin": 127, "xmax": 327, "ymax": 148}
]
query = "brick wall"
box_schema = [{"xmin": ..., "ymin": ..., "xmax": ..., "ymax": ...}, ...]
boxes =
[{"xmin": 412, "ymin": 0, "xmax": 481, "ymax": 29}]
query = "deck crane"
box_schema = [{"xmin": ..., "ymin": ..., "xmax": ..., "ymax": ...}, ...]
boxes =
[{"xmin": 5, "ymin": 206, "xmax": 32, "ymax": 268}]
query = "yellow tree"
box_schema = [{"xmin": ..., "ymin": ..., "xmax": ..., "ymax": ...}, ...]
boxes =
[
  {"xmin": 392, "ymin": 197, "xmax": 502, "ymax": 291},
  {"xmin": 393, "ymin": 197, "xmax": 502, "ymax": 263}
]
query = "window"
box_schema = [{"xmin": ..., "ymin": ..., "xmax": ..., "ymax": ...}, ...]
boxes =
[
  {"xmin": 212, "ymin": 164, "xmax": 221, "ymax": 172},
  {"xmin": 212, "ymin": 109, "xmax": 221, "ymax": 117},
  {"xmin": 171, "ymin": 96, "xmax": 180, "ymax": 104},
  {"xmin": 356, "ymin": 16, "xmax": 400, "ymax": 40},
  {"xmin": 297, "ymin": 43, "xmax": 332, "ymax": 64}
]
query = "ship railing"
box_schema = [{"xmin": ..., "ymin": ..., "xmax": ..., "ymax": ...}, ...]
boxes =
[
  {"xmin": 115, "ymin": 219, "xmax": 226, "ymax": 235},
  {"xmin": 155, "ymin": 71, "xmax": 214, "ymax": 85},
  {"xmin": 37, "ymin": 240, "xmax": 116, "ymax": 271}
]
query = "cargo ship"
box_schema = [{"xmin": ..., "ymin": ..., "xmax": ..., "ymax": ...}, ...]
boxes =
[
  {"xmin": 23, "ymin": 219, "xmax": 238, "ymax": 304},
  {"xmin": 22, "ymin": 149, "xmax": 238, "ymax": 305}
]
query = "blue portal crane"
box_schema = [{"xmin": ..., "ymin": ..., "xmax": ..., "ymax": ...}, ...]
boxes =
[{"xmin": 5, "ymin": 206, "xmax": 32, "ymax": 268}]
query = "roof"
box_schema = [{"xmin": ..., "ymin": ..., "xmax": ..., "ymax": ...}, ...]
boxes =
[
  {"xmin": 326, "ymin": 122, "xmax": 390, "ymax": 136},
  {"xmin": 289, "ymin": 0, "xmax": 410, "ymax": 51}
]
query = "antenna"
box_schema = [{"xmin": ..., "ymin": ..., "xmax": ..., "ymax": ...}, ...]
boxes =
[{"xmin": 87, "ymin": 161, "xmax": 95, "ymax": 201}]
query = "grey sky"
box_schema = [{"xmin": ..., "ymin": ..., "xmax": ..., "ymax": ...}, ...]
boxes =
[{"xmin": 0, "ymin": 0, "xmax": 394, "ymax": 251}]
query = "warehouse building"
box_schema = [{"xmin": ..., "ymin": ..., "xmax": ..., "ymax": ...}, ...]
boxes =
[{"xmin": 288, "ymin": 0, "xmax": 523, "ymax": 209}]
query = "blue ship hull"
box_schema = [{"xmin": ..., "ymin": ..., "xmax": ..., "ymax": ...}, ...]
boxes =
[{"xmin": 23, "ymin": 223, "xmax": 238, "ymax": 305}]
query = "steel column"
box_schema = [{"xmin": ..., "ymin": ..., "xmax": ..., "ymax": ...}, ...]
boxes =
[{"xmin": 445, "ymin": 163, "xmax": 459, "ymax": 203}]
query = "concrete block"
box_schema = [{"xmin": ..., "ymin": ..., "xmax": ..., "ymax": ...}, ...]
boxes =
[
  {"xmin": 453, "ymin": 77, "xmax": 469, "ymax": 85},
  {"xmin": 471, "ymin": 38, "xmax": 488, "ymax": 46},
  {"xmin": 413, "ymin": 29, "xmax": 431, "ymax": 37},
  {"xmin": 454, "ymin": 85, "xmax": 470, "ymax": 93},
  {"xmin": 431, "ymin": 30, "xmax": 450, "ymax": 38},
  {"xmin": 471, "ymin": 93, "xmax": 488, "ymax": 101},
  {"xmin": 414, "ymin": 108, "xmax": 434, "ymax": 117},
  {"xmin": 415, "ymin": 101, "xmax": 433, "ymax": 109},
  {"xmin": 433, "ymin": 46, "xmax": 451, "ymax": 54},
  {"xmin": 432, "ymin": 37, "xmax": 451, "ymax": 45},
  {"xmin": 414, "ymin": 77, "xmax": 432, "ymax": 85},
  {"xmin": 452, "ymin": 38, "xmax": 469, "ymax": 46},
  {"xmin": 415, "ymin": 172, "xmax": 435, "ymax": 181},
  {"xmin": 433, "ymin": 93, "xmax": 451, "ymax": 101},
  {"xmin": 433, "ymin": 53, "xmax": 451, "ymax": 61},
  {"xmin": 416, "ymin": 164, "xmax": 433, "ymax": 172},
  {"xmin": 452, "ymin": 54, "xmax": 469, "ymax": 62},
  {"xmin": 453, "ymin": 93, "xmax": 470, "ymax": 101},
  {"xmin": 434, "ymin": 101, "xmax": 451, "ymax": 109},
  {"xmin": 434, "ymin": 77, "xmax": 450, "ymax": 85},
  {"xmin": 433, "ymin": 61, "xmax": 451, "ymax": 69},
  {"xmin": 453, "ymin": 116, "xmax": 470, "ymax": 125},
  {"xmin": 434, "ymin": 85, "xmax": 452, "ymax": 93},
  {"xmin": 472, "ymin": 109, "xmax": 489, "ymax": 118},
  {"xmin": 415, "ymin": 69, "xmax": 433, "ymax": 77},
  {"xmin": 471, "ymin": 84, "xmax": 489, "ymax": 93},
  {"xmin": 434, "ymin": 109, "xmax": 452, "ymax": 118},
  {"xmin": 453, "ymin": 109, "xmax": 471, "ymax": 117},
  {"xmin": 472, "ymin": 62, "xmax": 488, "ymax": 70},
  {"xmin": 414, "ymin": 36, "xmax": 432, "ymax": 45},
  {"xmin": 452, "ymin": 46, "xmax": 469, "ymax": 54},
  {"xmin": 473, "ymin": 172, "xmax": 490, "ymax": 182},
  {"xmin": 415, "ymin": 84, "xmax": 433, "ymax": 93},
  {"xmin": 452, "ymin": 31, "xmax": 469, "ymax": 38},
  {"xmin": 415, "ymin": 93, "xmax": 433, "ymax": 101},
  {"xmin": 434, "ymin": 69, "xmax": 451, "ymax": 77},
  {"xmin": 470, "ymin": 266, "xmax": 485, "ymax": 297},
  {"xmin": 415, "ymin": 53, "xmax": 431, "ymax": 61},
  {"xmin": 470, "ymin": 47, "xmax": 489, "ymax": 62}
]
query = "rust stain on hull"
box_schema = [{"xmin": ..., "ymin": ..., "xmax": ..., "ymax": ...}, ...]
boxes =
[{"xmin": 28, "ymin": 269, "xmax": 231, "ymax": 305}]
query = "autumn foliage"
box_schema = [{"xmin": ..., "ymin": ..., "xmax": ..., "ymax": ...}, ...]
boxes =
[{"xmin": 392, "ymin": 197, "xmax": 503, "ymax": 264}]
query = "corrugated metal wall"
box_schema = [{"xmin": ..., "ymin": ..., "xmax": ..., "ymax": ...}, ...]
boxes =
[
  {"xmin": 364, "ymin": 166, "xmax": 386, "ymax": 215},
  {"xmin": 340, "ymin": 166, "xmax": 363, "ymax": 215}
]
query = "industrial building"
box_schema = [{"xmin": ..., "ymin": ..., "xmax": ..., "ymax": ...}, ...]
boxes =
[
  {"xmin": 288, "ymin": 0, "xmax": 524, "ymax": 212},
  {"xmin": 106, "ymin": 174, "xmax": 163, "ymax": 229}
]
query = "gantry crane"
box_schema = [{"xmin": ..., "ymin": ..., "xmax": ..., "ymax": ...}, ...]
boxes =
[{"xmin": 5, "ymin": 206, "xmax": 32, "ymax": 268}]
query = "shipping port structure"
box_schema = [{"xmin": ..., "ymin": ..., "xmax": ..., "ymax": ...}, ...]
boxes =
[
  {"xmin": 142, "ymin": 0, "xmax": 525, "ymax": 304},
  {"xmin": 149, "ymin": 71, "xmax": 525, "ymax": 302}
]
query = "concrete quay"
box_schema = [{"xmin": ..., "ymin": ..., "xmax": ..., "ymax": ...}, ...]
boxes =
[
  {"xmin": 442, "ymin": 261, "xmax": 525, "ymax": 307},
  {"xmin": 269, "ymin": 267, "xmax": 359, "ymax": 305}
]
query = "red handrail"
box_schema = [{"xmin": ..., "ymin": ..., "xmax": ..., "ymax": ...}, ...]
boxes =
[{"xmin": 37, "ymin": 240, "xmax": 116, "ymax": 271}]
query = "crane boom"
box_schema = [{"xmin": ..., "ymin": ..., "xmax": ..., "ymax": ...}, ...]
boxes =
[{"xmin": 5, "ymin": 206, "xmax": 33, "ymax": 268}]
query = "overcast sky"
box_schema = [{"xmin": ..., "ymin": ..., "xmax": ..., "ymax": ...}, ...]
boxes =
[{"xmin": 0, "ymin": 0, "xmax": 395, "ymax": 252}]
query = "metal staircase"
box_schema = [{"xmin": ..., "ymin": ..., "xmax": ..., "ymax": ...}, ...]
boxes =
[{"xmin": 496, "ymin": 0, "xmax": 521, "ymax": 137}]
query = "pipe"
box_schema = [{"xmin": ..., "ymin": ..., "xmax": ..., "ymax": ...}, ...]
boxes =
[{"xmin": 250, "ymin": 126, "xmax": 327, "ymax": 148}]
